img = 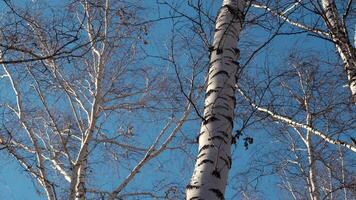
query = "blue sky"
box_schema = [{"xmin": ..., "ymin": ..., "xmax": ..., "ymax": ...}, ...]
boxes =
[
  {"xmin": 0, "ymin": 0, "xmax": 354, "ymax": 200},
  {"xmin": 0, "ymin": 0, "xmax": 297, "ymax": 199}
]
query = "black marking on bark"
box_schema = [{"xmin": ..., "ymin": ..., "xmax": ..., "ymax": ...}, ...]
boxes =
[
  {"xmin": 228, "ymin": 155, "xmax": 232, "ymax": 168},
  {"xmin": 220, "ymin": 156, "xmax": 231, "ymax": 169},
  {"xmin": 212, "ymin": 105, "xmax": 230, "ymax": 111},
  {"xmin": 208, "ymin": 135, "xmax": 227, "ymax": 144},
  {"xmin": 206, "ymin": 80, "xmax": 214, "ymax": 88},
  {"xmin": 210, "ymin": 70, "xmax": 230, "ymax": 79},
  {"xmin": 197, "ymin": 159, "xmax": 214, "ymax": 167},
  {"xmin": 232, "ymin": 60, "xmax": 239, "ymax": 66},
  {"xmin": 212, "ymin": 168, "xmax": 221, "ymax": 179},
  {"xmin": 217, "ymin": 130, "xmax": 229, "ymax": 138},
  {"xmin": 204, "ymin": 102, "xmax": 213, "ymax": 109},
  {"xmin": 217, "ymin": 49, "xmax": 223, "ymax": 54},
  {"xmin": 190, "ymin": 197, "xmax": 205, "ymax": 200},
  {"xmin": 197, "ymin": 153, "xmax": 206, "ymax": 160},
  {"xmin": 233, "ymin": 48, "xmax": 240, "ymax": 55},
  {"xmin": 217, "ymin": 22, "xmax": 234, "ymax": 28},
  {"xmin": 198, "ymin": 144, "xmax": 215, "ymax": 154},
  {"xmin": 209, "ymin": 188, "xmax": 224, "ymax": 200},
  {"xmin": 214, "ymin": 102, "xmax": 231, "ymax": 112},
  {"xmin": 225, "ymin": 48, "xmax": 236, "ymax": 54},
  {"xmin": 203, "ymin": 116, "xmax": 219, "ymax": 125},
  {"xmin": 186, "ymin": 184, "xmax": 200, "ymax": 190},
  {"xmin": 206, "ymin": 89, "xmax": 219, "ymax": 98},
  {"xmin": 196, "ymin": 131, "xmax": 204, "ymax": 144},
  {"xmin": 219, "ymin": 156, "xmax": 229, "ymax": 168},
  {"xmin": 208, "ymin": 45, "xmax": 215, "ymax": 52},
  {"xmin": 228, "ymin": 95, "xmax": 236, "ymax": 101},
  {"xmin": 216, "ymin": 96, "xmax": 228, "ymax": 101},
  {"xmin": 224, "ymin": 55, "xmax": 234, "ymax": 61},
  {"xmin": 209, "ymin": 58, "xmax": 221, "ymax": 66},
  {"xmin": 217, "ymin": 101, "xmax": 231, "ymax": 110},
  {"xmin": 204, "ymin": 113, "xmax": 214, "ymax": 119}
]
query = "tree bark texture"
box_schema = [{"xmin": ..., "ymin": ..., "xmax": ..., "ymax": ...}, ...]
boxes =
[
  {"xmin": 186, "ymin": 1, "xmax": 245, "ymax": 199},
  {"xmin": 321, "ymin": 0, "xmax": 356, "ymax": 103},
  {"xmin": 306, "ymin": 113, "xmax": 320, "ymax": 200}
]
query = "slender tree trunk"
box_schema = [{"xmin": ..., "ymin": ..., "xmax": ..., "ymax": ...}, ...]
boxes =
[
  {"xmin": 305, "ymin": 113, "xmax": 319, "ymax": 200},
  {"xmin": 186, "ymin": 1, "xmax": 245, "ymax": 199},
  {"xmin": 339, "ymin": 147, "xmax": 348, "ymax": 200},
  {"xmin": 70, "ymin": 147, "xmax": 89, "ymax": 200},
  {"xmin": 1, "ymin": 61, "xmax": 56, "ymax": 200},
  {"xmin": 320, "ymin": 0, "xmax": 356, "ymax": 103}
]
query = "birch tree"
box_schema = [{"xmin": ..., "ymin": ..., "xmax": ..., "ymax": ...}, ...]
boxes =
[
  {"xmin": 0, "ymin": 0, "xmax": 194, "ymax": 199},
  {"xmin": 186, "ymin": 1, "xmax": 247, "ymax": 199},
  {"xmin": 1, "ymin": 0, "xmax": 355, "ymax": 199},
  {"xmin": 233, "ymin": 53, "xmax": 356, "ymax": 199},
  {"xmin": 252, "ymin": 0, "xmax": 356, "ymax": 103}
]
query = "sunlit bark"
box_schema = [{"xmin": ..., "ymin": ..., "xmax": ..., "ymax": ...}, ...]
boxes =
[
  {"xmin": 320, "ymin": 0, "xmax": 356, "ymax": 103},
  {"xmin": 306, "ymin": 113, "xmax": 319, "ymax": 200},
  {"xmin": 186, "ymin": 0, "xmax": 246, "ymax": 199},
  {"xmin": 237, "ymin": 86, "xmax": 356, "ymax": 152},
  {"xmin": 1, "ymin": 58, "xmax": 56, "ymax": 200},
  {"xmin": 252, "ymin": 0, "xmax": 356, "ymax": 103}
]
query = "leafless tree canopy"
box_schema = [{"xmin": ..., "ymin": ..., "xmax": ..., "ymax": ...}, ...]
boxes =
[{"xmin": 0, "ymin": 0, "xmax": 355, "ymax": 200}]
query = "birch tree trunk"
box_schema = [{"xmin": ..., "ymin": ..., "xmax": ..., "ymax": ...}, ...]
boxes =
[
  {"xmin": 186, "ymin": 1, "xmax": 245, "ymax": 199},
  {"xmin": 306, "ymin": 113, "xmax": 320, "ymax": 200},
  {"xmin": 320, "ymin": 0, "xmax": 356, "ymax": 103}
]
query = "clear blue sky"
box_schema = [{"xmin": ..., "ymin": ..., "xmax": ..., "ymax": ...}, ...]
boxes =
[{"xmin": 0, "ymin": 0, "xmax": 351, "ymax": 199}]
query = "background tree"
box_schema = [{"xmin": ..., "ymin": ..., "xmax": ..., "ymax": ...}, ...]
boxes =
[
  {"xmin": 252, "ymin": 0, "xmax": 356, "ymax": 103},
  {"xmin": 234, "ymin": 53, "xmax": 355, "ymax": 199},
  {"xmin": 0, "ymin": 0, "xmax": 194, "ymax": 199}
]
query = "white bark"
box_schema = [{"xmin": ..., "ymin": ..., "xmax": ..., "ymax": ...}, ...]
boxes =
[
  {"xmin": 68, "ymin": 2, "xmax": 108, "ymax": 199},
  {"xmin": 237, "ymin": 87, "xmax": 356, "ymax": 152},
  {"xmin": 109, "ymin": 104, "xmax": 191, "ymax": 200},
  {"xmin": 327, "ymin": 167, "xmax": 333, "ymax": 200},
  {"xmin": 1, "ymin": 61, "xmax": 56, "ymax": 200},
  {"xmin": 320, "ymin": 0, "xmax": 356, "ymax": 103},
  {"xmin": 281, "ymin": 169, "xmax": 298, "ymax": 200},
  {"xmin": 186, "ymin": 1, "xmax": 245, "ymax": 199},
  {"xmin": 253, "ymin": 0, "xmax": 356, "ymax": 103},
  {"xmin": 339, "ymin": 147, "xmax": 348, "ymax": 200},
  {"xmin": 305, "ymin": 113, "xmax": 320, "ymax": 200},
  {"xmin": 251, "ymin": 3, "xmax": 329, "ymax": 37}
]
